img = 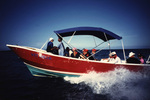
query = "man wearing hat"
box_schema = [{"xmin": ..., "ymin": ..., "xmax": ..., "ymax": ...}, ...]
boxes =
[
  {"xmin": 107, "ymin": 52, "xmax": 115, "ymax": 62},
  {"xmin": 109, "ymin": 51, "xmax": 121, "ymax": 63},
  {"xmin": 127, "ymin": 52, "xmax": 140, "ymax": 64},
  {"xmin": 101, "ymin": 51, "xmax": 121, "ymax": 63},
  {"xmin": 46, "ymin": 37, "xmax": 54, "ymax": 52}
]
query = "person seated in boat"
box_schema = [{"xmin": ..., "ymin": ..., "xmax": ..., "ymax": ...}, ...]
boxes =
[
  {"xmin": 91, "ymin": 49, "xmax": 97, "ymax": 60},
  {"xmin": 106, "ymin": 52, "xmax": 114, "ymax": 62},
  {"xmin": 52, "ymin": 46, "xmax": 58, "ymax": 55},
  {"xmin": 138, "ymin": 53, "xmax": 145, "ymax": 64},
  {"xmin": 101, "ymin": 52, "xmax": 115, "ymax": 62},
  {"xmin": 79, "ymin": 49, "xmax": 94, "ymax": 60},
  {"xmin": 57, "ymin": 37, "xmax": 65, "ymax": 56},
  {"xmin": 109, "ymin": 51, "xmax": 121, "ymax": 63},
  {"xmin": 127, "ymin": 52, "xmax": 140, "ymax": 64},
  {"xmin": 46, "ymin": 37, "xmax": 54, "ymax": 52},
  {"xmin": 65, "ymin": 47, "xmax": 70, "ymax": 57},
  {"xmin": 71, "ymin": 48, "xmax": 80, "ymax": 58},
  {"xmin": 69, "ymin": 48, "xmax": 73, "ymax": 57}
]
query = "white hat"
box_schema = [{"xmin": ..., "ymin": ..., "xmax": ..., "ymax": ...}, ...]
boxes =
[
  {"xmin": 111, "ymin": 51, "xmax": 116, "ymax": 55},
  {"xmin": 49, "ymin": 38, "xmax": 54, "ymax": 41},
  {"xmin": 129, "ymin": 52, "xmax": 135, "ymax": 57},
  {"xmin": 109, "ymin": 51, "xmax": 116, "ymax": 56}
]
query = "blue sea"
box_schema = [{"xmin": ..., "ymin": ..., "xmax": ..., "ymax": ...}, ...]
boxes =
[{"xmin": 0, "ymin": 49, "xmax": 150, "ymax": 100}]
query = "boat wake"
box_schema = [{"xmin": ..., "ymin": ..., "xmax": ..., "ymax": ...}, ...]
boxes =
[{"xmin": 64, "ymin": 67, "xmax": 150, "ymax": 100}]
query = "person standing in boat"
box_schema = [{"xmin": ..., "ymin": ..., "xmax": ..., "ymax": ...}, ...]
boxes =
[
  {"xmin": 46, "ymin": 37, "xmax": 54, "ymax": 52},
  {"xmin": 57, "ymin": 37, "xmax": 65, "ymax": 56}
]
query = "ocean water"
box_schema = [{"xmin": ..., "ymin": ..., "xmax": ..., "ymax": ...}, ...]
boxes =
[{"xmin": 0, "ymin": 49, "xmax": 150, "ymax": 100}]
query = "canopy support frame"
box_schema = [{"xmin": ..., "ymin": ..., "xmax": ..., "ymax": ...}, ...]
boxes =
[
  {"xmin": 56, "ymin": 33, "xmax": 87, "ymax": 59},
  {"xmin": 87, "ymin": 41, "xmax": 116, "ymax": 60},
  {"xmin": 104, "ymin": 32, "xmax": 111, "ymax": 53},
  {"xmin": 93, "ymin": 36, "xmax": 97, "ymax": 47},
  {"xmin": 92, "ymin": 41, "xmax": 105, "ymax": 49},
  {"xmin": 68, "ymin": 31, "xmax": 76, "ymax": 43},
  {"xmin": 121, "ymin": 40, "xmax": 126, "ymax": 61}
]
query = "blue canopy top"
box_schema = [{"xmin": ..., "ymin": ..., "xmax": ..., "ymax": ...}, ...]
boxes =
[{"xmin": 54, "ymin": 27, "xmax": 122, "ymax": 41}]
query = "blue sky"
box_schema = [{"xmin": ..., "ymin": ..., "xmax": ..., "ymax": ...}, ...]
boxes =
[{"xmin": 0, "ymin": 0, "xmax": 150, "ymax": 50}]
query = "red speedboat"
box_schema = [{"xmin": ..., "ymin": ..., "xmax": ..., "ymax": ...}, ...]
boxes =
[{"xmin": 6, "ymin": 27, "xmax": 149, "ymax": 77}]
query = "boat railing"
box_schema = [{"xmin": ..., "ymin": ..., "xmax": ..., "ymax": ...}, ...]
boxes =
[{"xmin": 146, "ymin": 55, "xmax": 150, "ymax": 64}]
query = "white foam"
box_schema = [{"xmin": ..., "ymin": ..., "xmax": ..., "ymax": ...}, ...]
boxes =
[{"xmin": 64, "ymin": 67, "xmax": 150, "ymax": 100}]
